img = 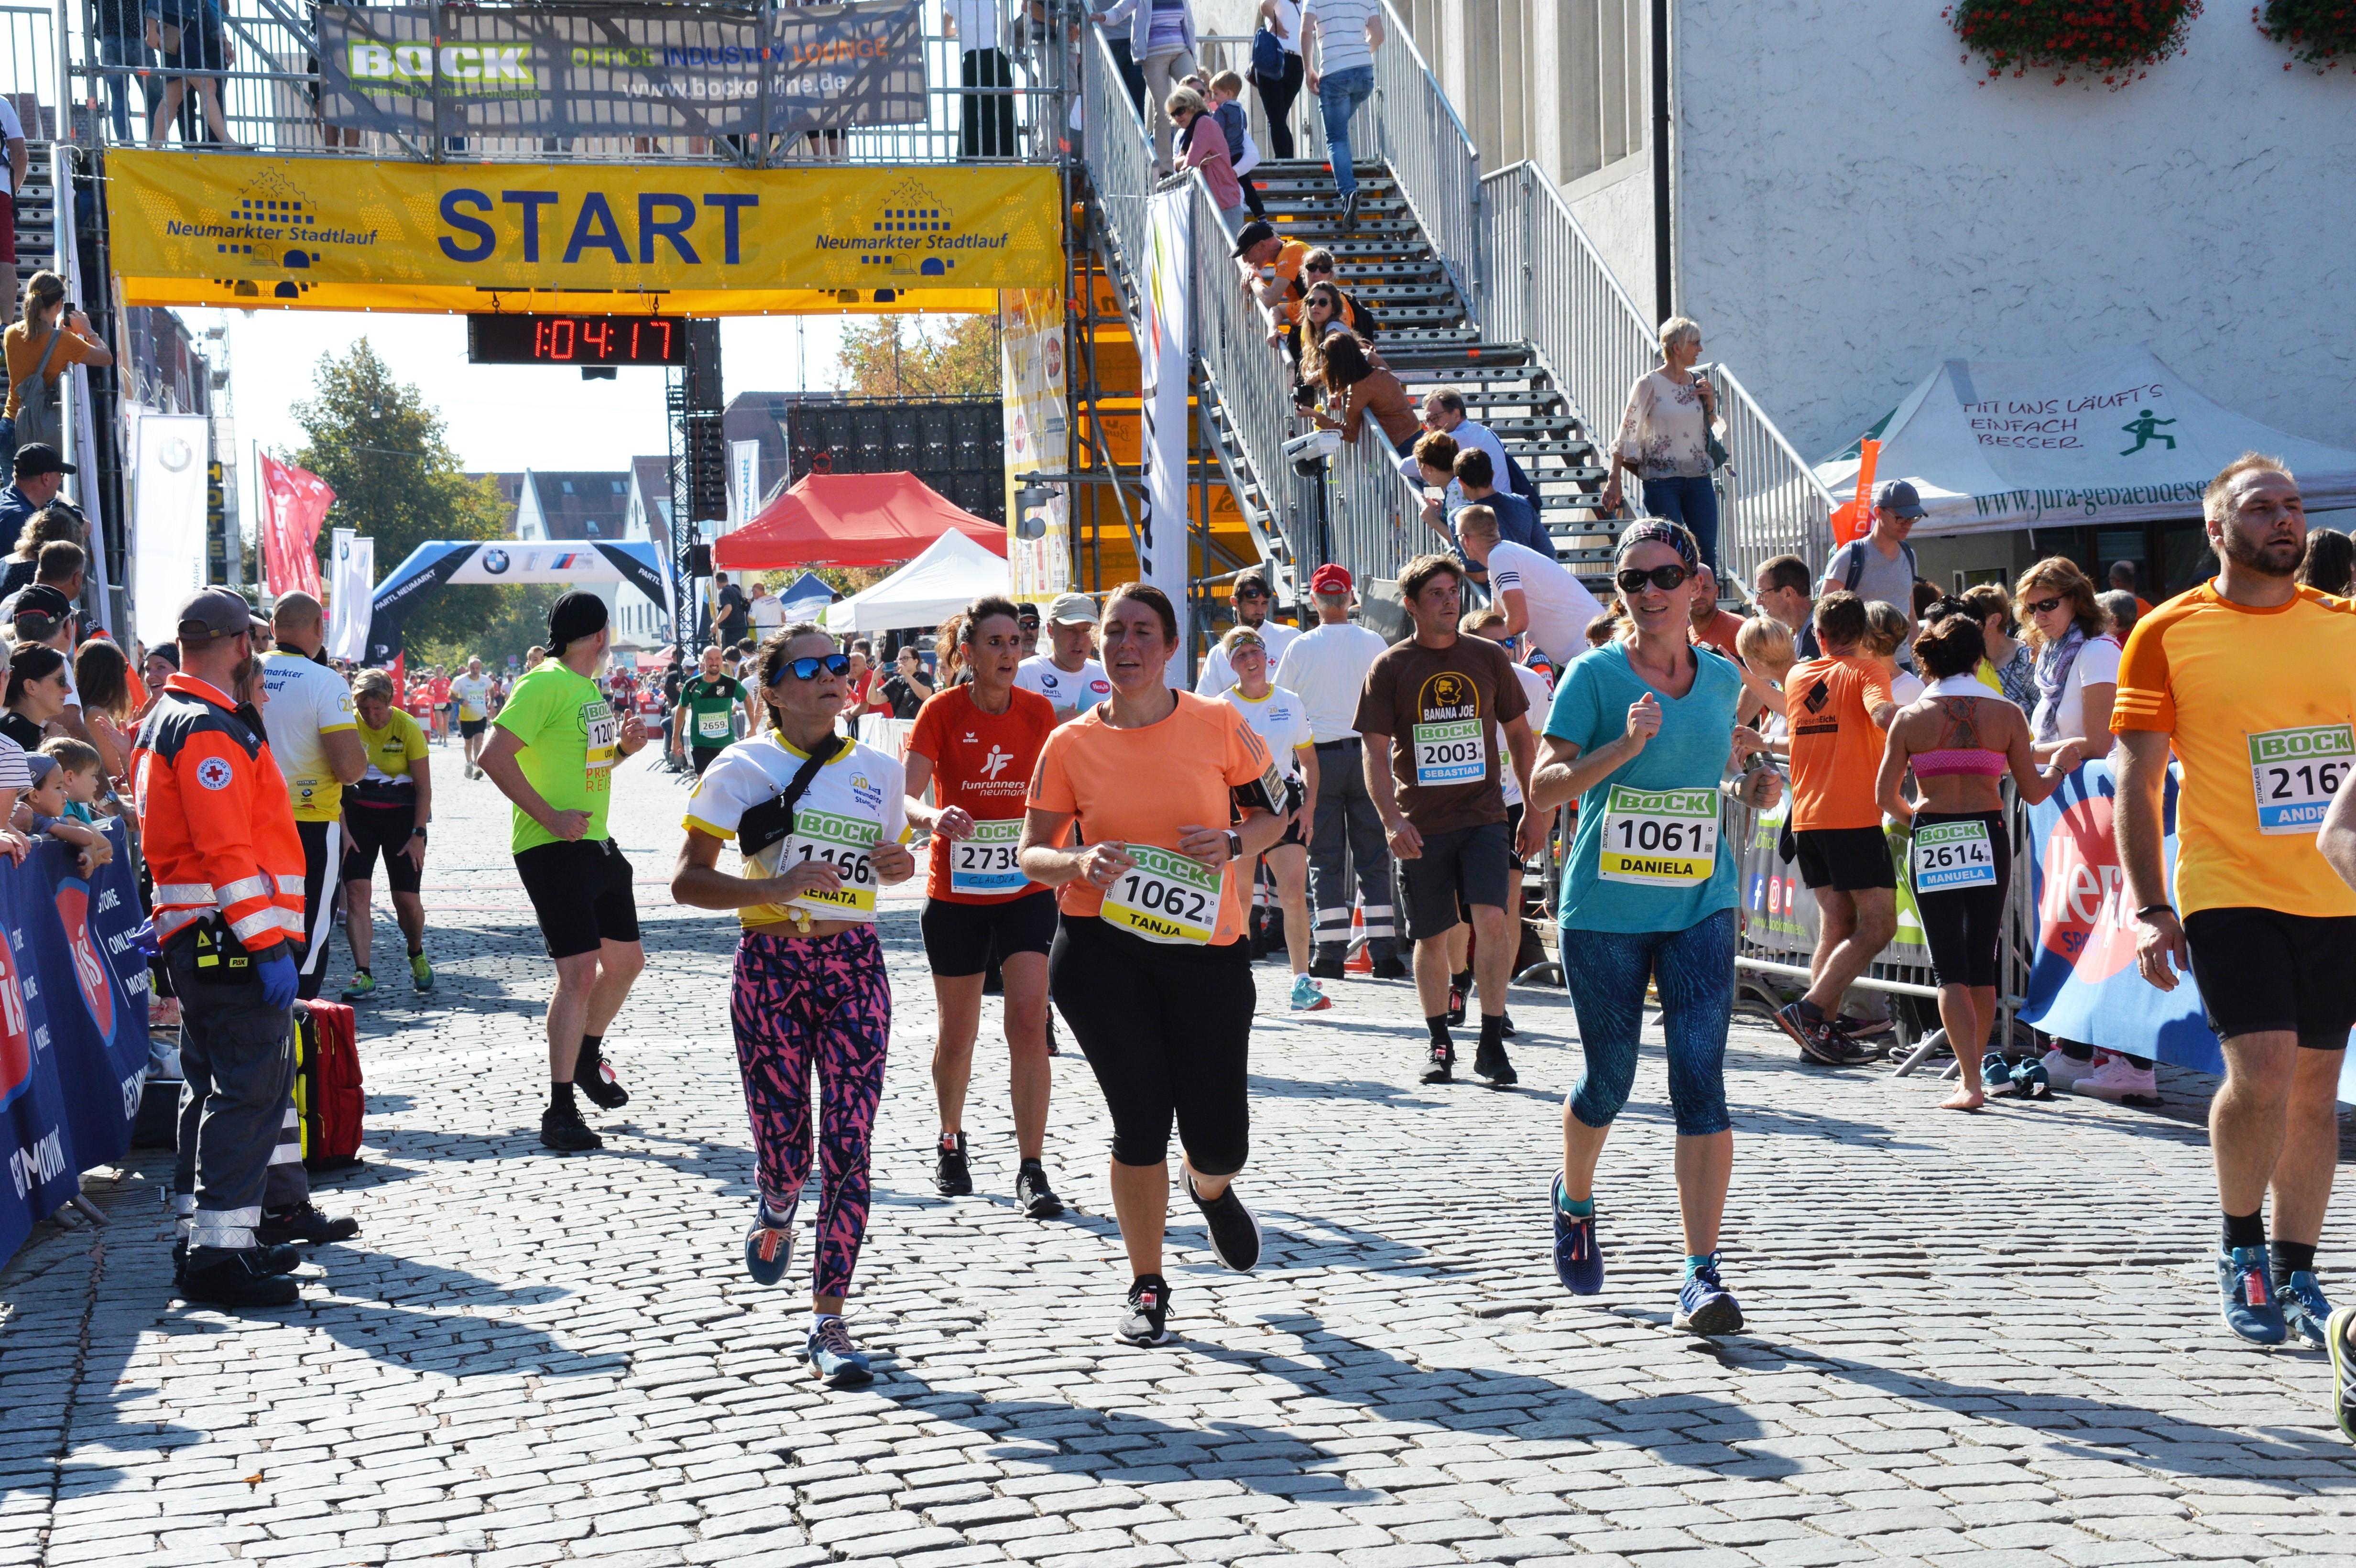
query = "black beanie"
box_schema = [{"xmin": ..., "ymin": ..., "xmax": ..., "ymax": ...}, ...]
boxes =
[{"xmin": 547, "ymin": 590, "xmax": 609, "ymax": 652}]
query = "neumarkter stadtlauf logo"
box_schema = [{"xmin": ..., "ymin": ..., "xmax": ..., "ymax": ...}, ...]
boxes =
[
  {"xmin": 172, "ymin": 168, "xmax": 382, "ymax": 292},
  {"xmin": 813, "ymin": 175, "xmax": 1009, "ymax": 278}
]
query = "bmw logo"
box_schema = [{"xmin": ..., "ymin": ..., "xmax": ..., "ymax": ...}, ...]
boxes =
[{"xmin": 482, "ymin": 549, "xmax": 511, "ymax": 574}]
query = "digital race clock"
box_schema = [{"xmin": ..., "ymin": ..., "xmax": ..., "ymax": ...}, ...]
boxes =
[{"xmin": 466, "ymin": 314, "xmax": 690, "ymax": 366}]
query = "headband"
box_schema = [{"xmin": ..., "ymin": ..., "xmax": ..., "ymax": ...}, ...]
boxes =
[{"xmin": 1614, "ymin": 519, "xmax": 1700, "ymax": 569}]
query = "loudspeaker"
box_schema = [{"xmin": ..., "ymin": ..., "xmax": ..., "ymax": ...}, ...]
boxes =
[
  {"xmin": 686, "ymin": 544, "xmax": 712, "ymax": 577},
  {"xmin": 685, "ymin": 413, "xmax": 728, "ymax": 522}
]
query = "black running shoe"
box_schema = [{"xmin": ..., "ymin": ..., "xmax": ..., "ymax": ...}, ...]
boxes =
[
  {"xmin": 1118, "ymin": 1274, "xmax": 1174, "ymax": 1345},
  {"xmin": 540, "ymin": 1103, "xmax": 603, "ymax": 1152},
  {"xmin": 1500, "ymin": 1011, "xmax": 1516, "ymax": 1039},
  {"xmin": 180, "ymin": 1249, "xmax": 300, "ymax": 1309},
  {"xmin": 574, "ymin": 1041, "xmax": 631, "ymax": 1110},
  {"xmin": 1473, "ymin": 1038, "xmax": 1518, "ymax": 1086},
  {"xmin": 934, "ymin": 1132, "xmax": 973, "ymax": 1197},
  {"xmin": 1016, "ymin": 1159, "xmax": 1063, "ymax": 1219},
  {"xmin": 257, "ymin": 1202, "xmax": 360, "ymax": 1247},
  {"xmin": 1185, "ymin": 1169, "xmax": 1262, "ymax": 1271},
  {"xmin": 172, "ymin": 1238, "xmax": 298, "ymax": 1285},
  {"xmin": 1421, "ymin": 1040, "xmax": 1455, "ymax": 1084},
  {"xmin": 1369, "ymin": 955, "xmax": 1410, "ymax": 980}
]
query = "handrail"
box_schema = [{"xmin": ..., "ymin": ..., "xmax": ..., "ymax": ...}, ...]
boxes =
[{"xmin": 1701, "ymin": 359, "xmax": 1843, "ymax": 584}]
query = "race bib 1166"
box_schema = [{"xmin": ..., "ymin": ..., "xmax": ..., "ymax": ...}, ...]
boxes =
[
  {"xmin": 775, "ymin": 806, "xmax": 882, "ymax": 919},
  {"xmin": 1596, "ymin": 784, "xmax": 1718, "ymax": 885},
  {"xmin": 2248, "ymin": 724, "xmax": 2354, "ymax": 835},
  {"xmin": 1102, "ymin": 845, "xmax": 1220, "ymax": 945}
]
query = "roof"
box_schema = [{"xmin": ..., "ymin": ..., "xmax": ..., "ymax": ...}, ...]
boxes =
[{"xmin": 522, "ymin": 470, "xmax": 633, "ymax": 541}]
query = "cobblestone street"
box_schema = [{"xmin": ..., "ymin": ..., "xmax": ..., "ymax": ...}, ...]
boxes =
[{"xmin": 4, "ymin": 750, "xmax": 2354, "ymax": 1568}]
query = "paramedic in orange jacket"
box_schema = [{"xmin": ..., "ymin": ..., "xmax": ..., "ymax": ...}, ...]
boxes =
[{"xmin": 134, "ymin": 588, "xmax": 347, "ymax": 1309}]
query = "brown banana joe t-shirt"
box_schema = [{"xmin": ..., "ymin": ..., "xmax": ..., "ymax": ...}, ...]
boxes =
[{"xmin": 1354, "ymin": 635, "xmax": 1528, "ymax": 834}]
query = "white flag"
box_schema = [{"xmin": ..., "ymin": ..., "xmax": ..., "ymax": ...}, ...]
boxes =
[
  {"xmin": 729, "ymin": 439, "xmax": 762, "ymax": 530},
  {"xmin": 327, "ymin": 528, "xmax": 375, "ymax": 662},
  {"xmin": 131, "ymin": 414, "xmax": 212, "ymax": 650}
]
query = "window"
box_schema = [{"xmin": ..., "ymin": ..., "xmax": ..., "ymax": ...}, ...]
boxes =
[
  {"xmin": 587, "ymin": 521, "xmax": 601, "ymax": 536},
  {"xmin": 561, "ymin": 480, "xmax": 574, "ymax": 494}
]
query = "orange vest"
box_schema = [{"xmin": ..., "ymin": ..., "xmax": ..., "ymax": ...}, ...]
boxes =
[{"xmin": 131, "ymin": 672, "xmax": 306, "ymax": 952}]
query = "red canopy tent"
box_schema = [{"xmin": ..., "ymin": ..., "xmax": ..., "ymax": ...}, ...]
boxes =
[{"xmin": 711, "ymin": 471, "xmax": 1006, "ymax": 570}]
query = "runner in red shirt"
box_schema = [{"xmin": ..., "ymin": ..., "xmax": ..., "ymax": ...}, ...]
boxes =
[
  {"xmin": 424, "ymin": 669, "xmax": 452, "ymax": 745},
  {"xmin": 902, "ymin": 595, "xmax": 1064, "ymax": 1218}
]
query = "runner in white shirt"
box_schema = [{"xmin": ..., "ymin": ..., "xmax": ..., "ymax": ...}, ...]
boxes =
[
  {"xmin": 1453, "ymin": 506, "xmax": 1603, "ymax": 669},
  {"xmin": 1014, "ymin": 591, "xmax": 1114, "ymax": 719},
  {"xmin": 1195, "ymin": 569, "xmax": 1303, "ymax": 697},
  {"xmin": 258, "ymin": 593, "xmax": 366, "ymax": 1002},
  {"xmin": 1271, "ymin": 563, "xmax": 1402, "ymax": 977},
  {"xmin": 1217, "ymin": 624, "xmax": 1326, "ymax": 1012},
  {"xmin": 748, "ymin": 579, "xmax": 786, "ymax": 636},
  {"xmin": 449, "ymin": 657, "xmax": 496, "ymax": 780}
]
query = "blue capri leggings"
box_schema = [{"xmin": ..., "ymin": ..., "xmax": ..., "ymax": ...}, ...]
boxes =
[{"xmin": 1561, "ymin": 909, "xmax": 1736, "ymax": 1137}]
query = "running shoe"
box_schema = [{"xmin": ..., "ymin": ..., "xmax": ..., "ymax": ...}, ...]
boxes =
[
  {"xmin": 1117, "ymin": 1274, "xmax": 1174, "ymax": 1345},
  {"xmin": 574, "ymin": 1041, "xmax": 630, "ymax": 1110},
  {"xmin": 743, "ymin": 1210, "xmax": 794, "ymax": 1286},
  {"xmin": 2218, "ymin": 1245, "xmax": 2288, "ymax": 1345},
  {"xmin": 1982, "ymin": 1052, "xmax": 2017, "ymax": 1095},
  {"xmin": 257, "ymin": 1202, "xmax": 360, "ymax": 1246},
  {"xmin": 2328, "ymin": 1305, "xmax": 2356, "ymax": 1443},
  {"xmin": 1836, "ymin": 1013, "xmax": 1895, "ymax": 1039},
  {"xmin": 1420, "ymin": 1039, "xmax": 1455, "ymax": 1084},
  {"xmin": 806, "ymin": 1316, "xmax": 874, "ymax": 1388},
  {"xmin": 1672, "ymin": 1260, "xmax": 1745, "ymax": 1336},
  {"xmin": 1472, "ymin": 1037, "xmax": 1518, "ymax": 1087},
  {"xmin": 338, "ymin": 970, "xmax": 376, "ymax": 1002},
  {"xmin": 2009, "ymin": 1059, "xmax": 2051, "ymax": 1099},
  {"xmin": 1288, "ymin": 974, "xmax": 1332, "ymax": 1012},
  {"xmin": 1445, "ymin": 980, "xmax": 1467, "ymax": 1028},
  {"xmin": 539, "ymin": 1103, "xmax": 603, "ymax": 1153},
  {"xmin": 2038, "ymin": 1047, "xmax": 2098, "ymax": 1090},
  {"xmin": 933, "ymin": 1132, "xmax": 973, "ymax": 1197},
  {"xmin": 1550, "ymin": 1173, "xmax": 1603, "ymax": 1296},
  {"xmin": 1781, "ymin": 1003, "xmax": 1866, "ymax": 1067},
  {"xmin": 2280, "ymin": 1270, "xmax": 2334, "ymax": 1349},
  {"xmin": 2077, "ymin": 1054, "xmax": 2160, "ymax": 1106},
  {"xmin": 1369, "ymin": 955, "xmax": 1410, "ymax": 980},
  {"xmin": 1185, "ymin": 1168, "xmax": 1262, "ymax": 1272},
  {"xmin": 1016, "ymin": 1159, "xmax": 1064, "ymax": 1220},
  {"xmin": 409, "ymin": 952, "xmax": 435, "ymax": 993},
  {"xmin": 179, "ymin": 1249, "xmax": 300, "ymax": 1309},
  {"xmin": 1500, "ymin": 1011, "xmax": 1516, "ymax": 1040}
]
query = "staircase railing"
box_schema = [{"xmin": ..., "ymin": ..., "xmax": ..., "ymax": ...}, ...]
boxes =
[
  {"xmin": 1477, "ymin": 160, "xmax": 1836, "ymax": 581},
  {"xmin": 1299, "ymin": 0, "xmax": 1482, "ymax": 310},
  {"xmin": 1185, "ymin": 178, "xmax": 1309, "ymax": 590},
  {"xmin": 1081, "ymin": 27, "xmax": 1156, "ymax": 320}
]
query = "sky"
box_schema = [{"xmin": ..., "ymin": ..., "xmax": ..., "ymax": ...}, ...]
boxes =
[{"xmin": 178, "ymin": 308, "xmax": 852, "ymax": 523}]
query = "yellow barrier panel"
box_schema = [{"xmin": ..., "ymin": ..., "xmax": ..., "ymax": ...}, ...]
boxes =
[{"xmin": 107, "ymin": 152, "xmax": 1063, "ymax": 313}]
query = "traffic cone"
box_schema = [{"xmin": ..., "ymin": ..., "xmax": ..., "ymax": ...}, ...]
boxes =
[{"xmin": 1344, "ymin": 905, "xmax": 1373, "ymax": 974}]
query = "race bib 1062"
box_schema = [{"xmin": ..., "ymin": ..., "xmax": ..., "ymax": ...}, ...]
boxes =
[
  {"xmin": 1412, "ymin": 719, "xmax": 1486, "ymax": 788},
  {"xmin": 1102, "ymin": 845, "xmax": 1220, "ymax": 945},
  {"xmin": 1596, "ymin": 784, "xmax": 1718, "ymax": 885},
  {"xmin": 1912, "ymin": 818, "xmax": 1997, "ymax": 891},
  {"xmin": 949, "ymin": 817, "xmax": 1026, "ymax": 896},
  {"xmin": 2248, "ymin": 724, "xmax": 2354, "ymax": 835}
]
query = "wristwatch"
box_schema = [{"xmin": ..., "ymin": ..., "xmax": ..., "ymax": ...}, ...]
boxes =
[
  {"xmin": 1224, "ymin": 828, "xmax": 1243, "ymax": 860},
  {"xmin": 411, "ymin": 826, "xmax": 428, "ymax": 841}
]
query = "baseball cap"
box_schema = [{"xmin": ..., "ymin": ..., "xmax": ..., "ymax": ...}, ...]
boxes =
[
  {"xmin": 175, "ymin": 586, "xmax": 266, "ymax": 642},
  {"xmin": 1875, "ymin": 479, "xmax": 1928, "ymax": 519},
  {"xmin": 9, "ymin": 582, "xmax": 74, "ymax": 633},
  {"xmin": 23, "ymin": 752, "xmax": 56, "ymax": 788},
  {"xmin": 1046, "ymin": 591, "xmax": 1096, "ymax": 626},
  {"xmin": 1310, "ymin": 563, "xmax": 1353, "ymax": 597},
  {"xmin": 12, "ymin": 443, "xmax": 72, "ymax": 479},
  {"xmin": 1015, "ymin": 601, "xmax": 1041, "ymax": 622},
  {"xmin": 1232, "ymin": 218, "xmax": 1276, "ymax": 258}
]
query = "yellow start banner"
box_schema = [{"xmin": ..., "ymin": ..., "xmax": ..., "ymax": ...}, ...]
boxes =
[{"xmin": 107, "ymin": 151, "xmax": 1063, "ymax": 315}]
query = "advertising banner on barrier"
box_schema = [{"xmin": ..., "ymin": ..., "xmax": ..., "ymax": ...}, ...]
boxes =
[
  {"xmin": 0, "ymin": 824, "xmax": 157, "ymax": 1265},
  {"xmin": 105, "ymin": 152, "xmax": 1062, "ymax": 312},
  {"xmin": 316, "ymin": 1, "xmax": 927, "ymax": 140},
  {"xmin": 1734, "ymin": 794, "xmax": 1931, "ymax": 965},
  {"xmin": 2020, "ymin": 760, "xmax": 2356, "ymax": 1101}
]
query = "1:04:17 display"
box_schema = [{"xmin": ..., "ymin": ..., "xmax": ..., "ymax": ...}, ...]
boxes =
[{"xmin": 465, "ymin": 314, "xmax": 689, "ymax": 366}]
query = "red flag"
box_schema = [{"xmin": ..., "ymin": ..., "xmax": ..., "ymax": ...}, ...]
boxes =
[
  {"xmin": 258, "ymin": 453, "xmax": 334, "ymax": 600},
  {"xmin": 1830, "ymin": 439, "xmax": 1880, "ymax": 547}
]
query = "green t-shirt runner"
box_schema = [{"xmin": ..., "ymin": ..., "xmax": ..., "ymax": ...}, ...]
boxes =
[
  {"xmin": 681, "ymin": 675, "xmax": 747, "ymax": 753},
  {"xmin": 493, "ymin": 661, "xmax": 620, "ymax": 852}
]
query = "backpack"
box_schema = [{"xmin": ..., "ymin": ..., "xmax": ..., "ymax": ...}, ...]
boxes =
[
  {"xmin": 1252, "ymin": 24, "xmax": 1285, "ymax": 79},
  {"xmin": 293, "ymin": 1000, "xmax": 363, "ymax": 1170},
  {"xmin": 1840, "ymin": 538, "xmax": 1916, "ymax": 592}
]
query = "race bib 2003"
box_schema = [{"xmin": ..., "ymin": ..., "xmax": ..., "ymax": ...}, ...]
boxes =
[
  {"xmin": 1102, "ymin": 845, "xmax": 1220, "ymax": 945},
  {"xmin": 1912, "ymin": 818, "xmax": 1997, "ymax": 891},
  {"xmin": 2248, "ymin": 724, "xmax": 2354, "ymax": 835},
  {"xmin": 949, "ymin": 817, "xmax": 1026, "ymax": 897},
  {"xmin": 1596, "ymin": 784, "xmax": 1717, "ymax": 885},
  {"xmin": 1412, "ymin": 719, "xmax": 1486, "ymax": 787}
]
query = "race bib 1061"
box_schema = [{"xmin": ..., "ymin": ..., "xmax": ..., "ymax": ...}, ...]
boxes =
[
  {"xmin": 2248, "ymin": 724, "xmax": 2354, "ymax": 835},
  {"xmin": 1102, "ymin": 845, "xmax": 1220, "ymax": 945},
  {"xmin": 1912, "ymin": 818, "xmax": 1997, "ymax": 891},
  {"xmin": 1412, "ymin": 719, "xmax": 1486, "ymax": 787},
  {"xmin": 1596, "ymin": 784, "xmax": 1718, "ymax": 885},
  {"xmin": 949, "ymin": 817, "xmax": 1026, "ymax": 896}
]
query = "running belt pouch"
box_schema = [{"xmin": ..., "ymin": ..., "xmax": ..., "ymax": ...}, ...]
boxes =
[
  {"xmin": 189, "ymin": 915, "xmax": 254, "ymax": 987},
  {"xmin": 294, "ymin": 999, "xmax": 364, "ymax": 1170},
  {"xmin": 1252, "ymin": 24, "xmax": 1284, "ymax": 77},
  {"xmin": 738, "ymin": 735, "xmax": 846, "ymax": 860}
]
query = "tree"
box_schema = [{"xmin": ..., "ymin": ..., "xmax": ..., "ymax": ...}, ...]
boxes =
[
  {"xmin": 834, "ymin": 315, "xmax": 1000, "ymax": 399},
  {"xmin": 287, "ymin": 340, "xmax": 511, "ymax": 656}
]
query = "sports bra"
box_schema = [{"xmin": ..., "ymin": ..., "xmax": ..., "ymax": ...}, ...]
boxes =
[{"xmin": 1911, "ymin": 675, "xmax": 2008, "ymax": 778}]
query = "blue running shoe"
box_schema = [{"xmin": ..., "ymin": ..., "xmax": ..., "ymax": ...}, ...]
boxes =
[
  {"xmin": 2327, "ymin": 1305, "xmax": 2356, "ymax": 1443},
  {"xmin": 2218, "ymin": 1246, "xmax": 2288, "ymax": 1345},
  {"xmin": 1550, "ymin": 1173, "xmax": 1603, "ymax": 1296},
  {"xmin": 1672, "ymin": 1260, "xmax": 1745, "ymax": 1336},
  {"xmin": 807, "ymin": 1315, "xmax": 873, "ymax": 1388},
  {"xmin": 2280, "ymin": 1270, "xmax": 2333, "ymax": 1348},
  {"xmin": 743, "ymin": 1209, "xmax": 794, "ymax": 1287},
  {"xmin": 1289, "ymin": 974, "xmax": 1332, "ymax": 1012}
]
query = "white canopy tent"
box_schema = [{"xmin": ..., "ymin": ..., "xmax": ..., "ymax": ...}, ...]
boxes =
[
  {"xmin": 822, "ymin": 529, "xmax": 1010, "ymax": 635},
  {"xmin": 1814, "ymin": 345, "xmax": 2356, "ymax": 537}
]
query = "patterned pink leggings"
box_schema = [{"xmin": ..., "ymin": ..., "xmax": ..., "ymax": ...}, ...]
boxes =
[{"xmin": 731, "ymin": 926, "xmax": 893, "ymax": 1300}]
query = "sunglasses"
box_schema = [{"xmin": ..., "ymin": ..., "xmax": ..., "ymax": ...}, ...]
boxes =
[
  {"xmin": 2023, "ymin": 595, "xmax": 2064, "ymax": 616},
  {"xmin": 777, "ymin": 653, "xmax": 851, "ymax": 682},
  {"xmin": 1614, "ymin": 564, "xmax": 1692, "ymax": 594},
  {"xmin": 1305, "ymin": 261, "xmax": 1333, "ymax": 274}
]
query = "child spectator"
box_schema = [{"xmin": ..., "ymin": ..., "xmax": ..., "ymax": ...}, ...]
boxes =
[
  {"xmin": 1208, "ymin": 71, "xmax": 1267, "ymax": 218},
  {"xmin": 19, "ymin": 750, "xmax": 109, "ymax": 874},
  {"xmin": 40, "ymin": 735, "xmax": 107, "ymax": 822}
]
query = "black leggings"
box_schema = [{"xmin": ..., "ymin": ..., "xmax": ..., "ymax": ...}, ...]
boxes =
[
  {"xmin": 1253, "ymin": 54, "xmax": 1305, "ymax": 159},
  {"xmin": 1049, "ymin": 915, "xmax": 1255, "ymax": 1173},
  {"xmin": 1910, "ymin": 809, "xmax": 2009, "ymax": 989}
]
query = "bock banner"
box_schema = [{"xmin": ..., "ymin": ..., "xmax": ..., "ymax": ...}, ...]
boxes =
[
  {"xmin": 316, "ymin": 1, "xmax": 927, "ymax": 140},
  {"xmin": 2019, "ymin": 760, "xmax": 2356, "ymax": 1100},
  {"xmin": 258, "ymin": 452, "xmax": 334, "ymax": 600},
  {"xmin": 1139, "ymin": 189, "xmax": 1191, "ymax": 681},
  {"xmin": 327, "ymin": 529, "xmax": 375, "ymax": 663},
  {"xmin": 105, "ymin": 152, "xmax": 1061, "ymax": 314}
]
